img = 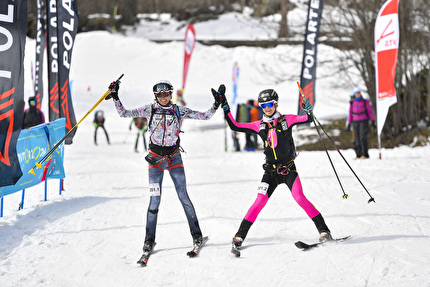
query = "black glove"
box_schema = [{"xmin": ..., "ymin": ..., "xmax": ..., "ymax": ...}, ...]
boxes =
[
  {"xmin": 105, "ymin": 81, "xmax": 120, "ymax": 101},
  {"xmin": 211, "ymin": 88, "xmax": 221, "ymax": 109},
  {"xmin": 301, "ymin": 101, "xmax": 313, "ymax": 114},
  {"xmin": 346, "ymin": 124, "xmax": 351, "ymax": 132},
  {"xmin": 211, "ymin": 84, "xmax": 227, "ymax": 109},
  {"xmin": 371, "ymin": 121, "xmax": 376, "ymax": 129}
]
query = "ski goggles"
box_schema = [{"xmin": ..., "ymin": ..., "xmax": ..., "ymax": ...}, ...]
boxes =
[
  {"xmin": 29, "ymin": 99, "xmax": 36, "ymax": 105},
  {"xmin": 155, "ymin": 91, "xmax": 172, "ymax": 98},
  {"xmin": 153, "ymin": 83, "xmax": 173, "ymax": 94},
  {"xmin": 259, "ymin": 101, "xmax": 275, "ymax": 109}
]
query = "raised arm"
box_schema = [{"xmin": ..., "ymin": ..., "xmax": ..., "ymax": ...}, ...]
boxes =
[
  {"xmin": 211, "ymin": 85, "xmax": 260, "ymax": 133},
  {"xmin": 114, "ymin": 99, "xmax": 151, "ymax": 119},
  {"xmin": 224, "ymin": 110, "xmax": 260, "ymax": 133}
]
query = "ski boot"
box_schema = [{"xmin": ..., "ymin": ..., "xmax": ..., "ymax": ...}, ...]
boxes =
[
  {"xmin": 231, "ymin": 236, "xmax": 243, "ymax": 257},
  {"xmin": 192, "ymin": 234, "xmax": 203, "ymax": 246},
  {"xmin": 137, "ymin": 240, "xmax": 156, "ymax": 266},
  {"xmin": 319, "ymin": 231, "xmax": 333, "ymax": 243}
]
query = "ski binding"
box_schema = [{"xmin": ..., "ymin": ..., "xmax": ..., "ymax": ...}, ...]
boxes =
[{"xmin": 187, "ymin": 236, "xmax": 209, "ymax": 257}]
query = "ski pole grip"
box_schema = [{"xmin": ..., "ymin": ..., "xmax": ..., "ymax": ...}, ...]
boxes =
[{"xmin": 115, "ymin": 73, "xmax": 124, "ymax": 85}]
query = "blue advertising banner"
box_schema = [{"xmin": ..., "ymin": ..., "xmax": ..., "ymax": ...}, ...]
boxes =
[{"xmin": 0, "ymin": 118, "xmax": 66, "ymax": 197}]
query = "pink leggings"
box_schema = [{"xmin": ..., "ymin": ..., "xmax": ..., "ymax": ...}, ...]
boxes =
[{"xmin": 244, "ymin": 175, "xmax": 320, "ymax": 223}]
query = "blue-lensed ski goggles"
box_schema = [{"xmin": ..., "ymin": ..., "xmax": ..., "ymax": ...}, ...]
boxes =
[{"xmin": 260, "ymin": 102, "xmax": 275, "ymax": 109}]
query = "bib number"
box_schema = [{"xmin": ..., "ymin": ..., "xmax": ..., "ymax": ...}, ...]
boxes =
[
  {"xmin": 149, "ymin": 183, "xmax": 161, "ymax": 197},
  {"xmin": 257, "ymin": 182, "xmax": 269, "ymax": 195}
]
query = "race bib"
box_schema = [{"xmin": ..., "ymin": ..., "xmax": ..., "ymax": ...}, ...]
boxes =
[
  {"xmin": 257, "ymin": 182, "xmax": 269, "ymax": 195},
  {"xmin": 149, "ymin": 183, "xmax": 161, "ymax": 197}
]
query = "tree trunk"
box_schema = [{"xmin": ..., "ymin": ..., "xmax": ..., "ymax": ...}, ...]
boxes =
[{"xmin": 278, "ymin": 0, "xmax": 289, "ymax": 38}]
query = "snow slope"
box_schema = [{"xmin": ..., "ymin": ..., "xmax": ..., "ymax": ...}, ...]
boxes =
[{"xmin": 1, "ymin": 11, "xmax": 430, "ymax": 287}]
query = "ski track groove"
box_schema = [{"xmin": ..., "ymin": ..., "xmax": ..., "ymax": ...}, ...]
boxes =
[{"xmin": 414, "ymin": 216, "xmax": 430, "ymax": 241}]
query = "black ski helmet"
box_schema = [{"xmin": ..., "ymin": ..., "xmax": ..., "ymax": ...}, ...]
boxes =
[
  {"xmin": 258, "ymin": 89, "xmax": 278, "ymax": 104},
  {"xmin": 153, "ymin": 80, "xmax": 173, "ymax": 96}
]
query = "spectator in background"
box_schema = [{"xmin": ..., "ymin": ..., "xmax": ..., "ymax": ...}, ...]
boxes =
[
  {"xmin": 346, "ymin": 87, "xmax": 375, "ymax": 159},
  {"xmin": 22, "ymin": 96, "xmax": 45, "ymax": 129},
  {"xmin": 175, "ymin": 89, "xmax": 186, "ymax": 106},
  {"xmin": 129, "ymin": 117, "xmax": 148, "ymax": 152},
  {"xmin": 248, "ymin": 100, "xmax": 261, "ymax": 150},
  {"xmin": 346, "ymin": 90, "xmax": 356, "ymax": 146},
  {"xmin": 93, "ymin": 110, "xmax": 110, "ymax": 145},
  {"xmin": 231, "ymin": 107, "xmax": 242, "ymax": 152}
]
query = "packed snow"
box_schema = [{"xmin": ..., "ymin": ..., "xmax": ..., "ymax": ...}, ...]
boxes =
[{"xmin": 1, "ymin": 11, "xmax": 430, "ymax": 287}]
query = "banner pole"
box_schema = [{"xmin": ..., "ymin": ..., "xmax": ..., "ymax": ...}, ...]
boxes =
[
  {"xmin": 20, "ymin": 189, "xmax": 25, "ymax": 210},
  {"xmin": 44, "ymin": 180, "xmax": 48, "ymax": 201},
  {"xmin": 378, "ymin": 133, "xmax": 382, "ymax": 159}
]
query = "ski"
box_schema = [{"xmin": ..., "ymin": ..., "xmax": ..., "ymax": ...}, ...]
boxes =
[
  {"xmin": 137, "ymin": 242, "xmax": 156, "ymax": 267},
  {"xmin": 231, "ymin": 243, "xmax": 241, "ymax": 257},
  {"xmin": 295, "ymin": 236, "xmax": 350, "ymax": 251},
  {"xmin": 187, "ymin": 236, "xmax": 209, "ymax": 257}
]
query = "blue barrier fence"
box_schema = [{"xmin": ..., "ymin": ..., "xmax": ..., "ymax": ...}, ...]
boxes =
[{"xmin": 0, "ymin": 119, "xmax": 66, "ymax": 217}]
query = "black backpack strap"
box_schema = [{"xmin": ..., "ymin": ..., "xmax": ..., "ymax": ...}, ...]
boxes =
[
  {"xmin": 173, "ymin": 104, "xmax": 181, "ymax": 130},
  {"xmin": 278, "ymin": 114, "xmax": 288, "ymax": 132},
  {"xmin": 363, "ymin": 99, "xmax": 369, "ymax": 120},
  {"xmin": 148, "ymin": 104, "xmax": 155, "ymax": 127},
  {"xmin": 148, "ymin": 104, "xmax": 156, "ymax": 144}
]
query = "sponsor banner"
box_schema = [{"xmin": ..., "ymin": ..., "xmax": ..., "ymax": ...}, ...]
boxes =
[
  {"xmin": 182, "ymin": 24, "xmax": 196, "ymax": 93},
  {"xmin": 0, "ymin": 0, "xmax": 27, "ymax": 187},
  {"xmin": 297, "ymin": 0, "xmax": 324, "ymax": 115},
  {"xmin": 46, "ymin": 0, "xmax": 60, "ymax": 121},
  {"xmin": 375, "ymin": 0, "xmax": 399, "ymax": 136},
  {"xmin": 34, "ymin": 0, "xmax": 46, "ymax": 109},
  {"xmin": 57, "ymin": 0, "xmax": 78, "ymax": 144},
  {"xmin": 231, "ymin": 62, "xmax": 240, "ymax": 118},
  {"xmin": 0, "ymin": 118, "xmax": 66, "ymax": 197}
]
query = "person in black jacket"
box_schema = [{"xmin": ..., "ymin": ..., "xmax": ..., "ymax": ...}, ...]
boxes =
[
  {"xmin": 211, "ymin": 86, "xmax": 333, "ymax": 252},
  {"xmin": 93, "ymin": 110, "xmax": 110, "ymax": 145},
  {"xmin": 22, "ymin": 97, "xmax": 45, "ymax": 129}
]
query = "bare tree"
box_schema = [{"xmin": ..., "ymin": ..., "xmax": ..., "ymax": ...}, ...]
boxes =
[
  {"xmin": 324, "ymin": 0, "xmax": 430, "ymax": 138},
  {"xmin": 278, "ymin": 0, "xmax": 289, "ymax": 38}
]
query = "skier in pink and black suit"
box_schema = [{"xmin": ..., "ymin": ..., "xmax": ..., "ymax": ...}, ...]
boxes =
[{"xmin": 211, "ymin": 85, "xmax": 333, "ymax": 250}]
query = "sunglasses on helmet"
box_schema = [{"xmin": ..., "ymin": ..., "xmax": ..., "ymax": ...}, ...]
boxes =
[
  {"xmin": 155, "ymin": 91, "xmax": 172, "ymax": 98},
  {"xmin": 259, "ymin": 102, "xmax": 275, "ymax": 109}
]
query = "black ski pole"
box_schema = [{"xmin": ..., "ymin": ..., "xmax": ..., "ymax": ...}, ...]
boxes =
[
  {"xmin": 297, "ymin": 82, "xmax": 375, "ymax": 204},
  {"xmin": 296, "ymin": 84, "xmax": 348, "ymax": 199},
  {"xmin": 312, "ymin": 115, "xmax": 375, "ymax": 204},
  {"xmin": 311, "ymin": 117, "xmax": 349, "ymax": 199},
  {"xmin": 28, "ymin": 74, "xmax": 124, "ymax": 175}
]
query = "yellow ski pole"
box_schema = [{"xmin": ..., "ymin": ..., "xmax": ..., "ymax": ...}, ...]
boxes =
[{"xmin": 28, "ymin": 74, "xmax": 124, "ymax": 175}]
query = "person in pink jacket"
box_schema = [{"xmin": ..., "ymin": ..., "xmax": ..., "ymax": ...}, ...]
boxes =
[{"xmin": 347, "ymin": 87, "xmax": 375, "ymax": 159}]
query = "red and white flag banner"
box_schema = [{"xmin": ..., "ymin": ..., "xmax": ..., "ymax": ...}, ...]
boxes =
[
  {"xmin": 182, "ymin": 24, "xmax": 195, "ymax": 93},
  {"xmin": 374, "ymin": 0, "xmax": 399, "ymax": 137}
]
